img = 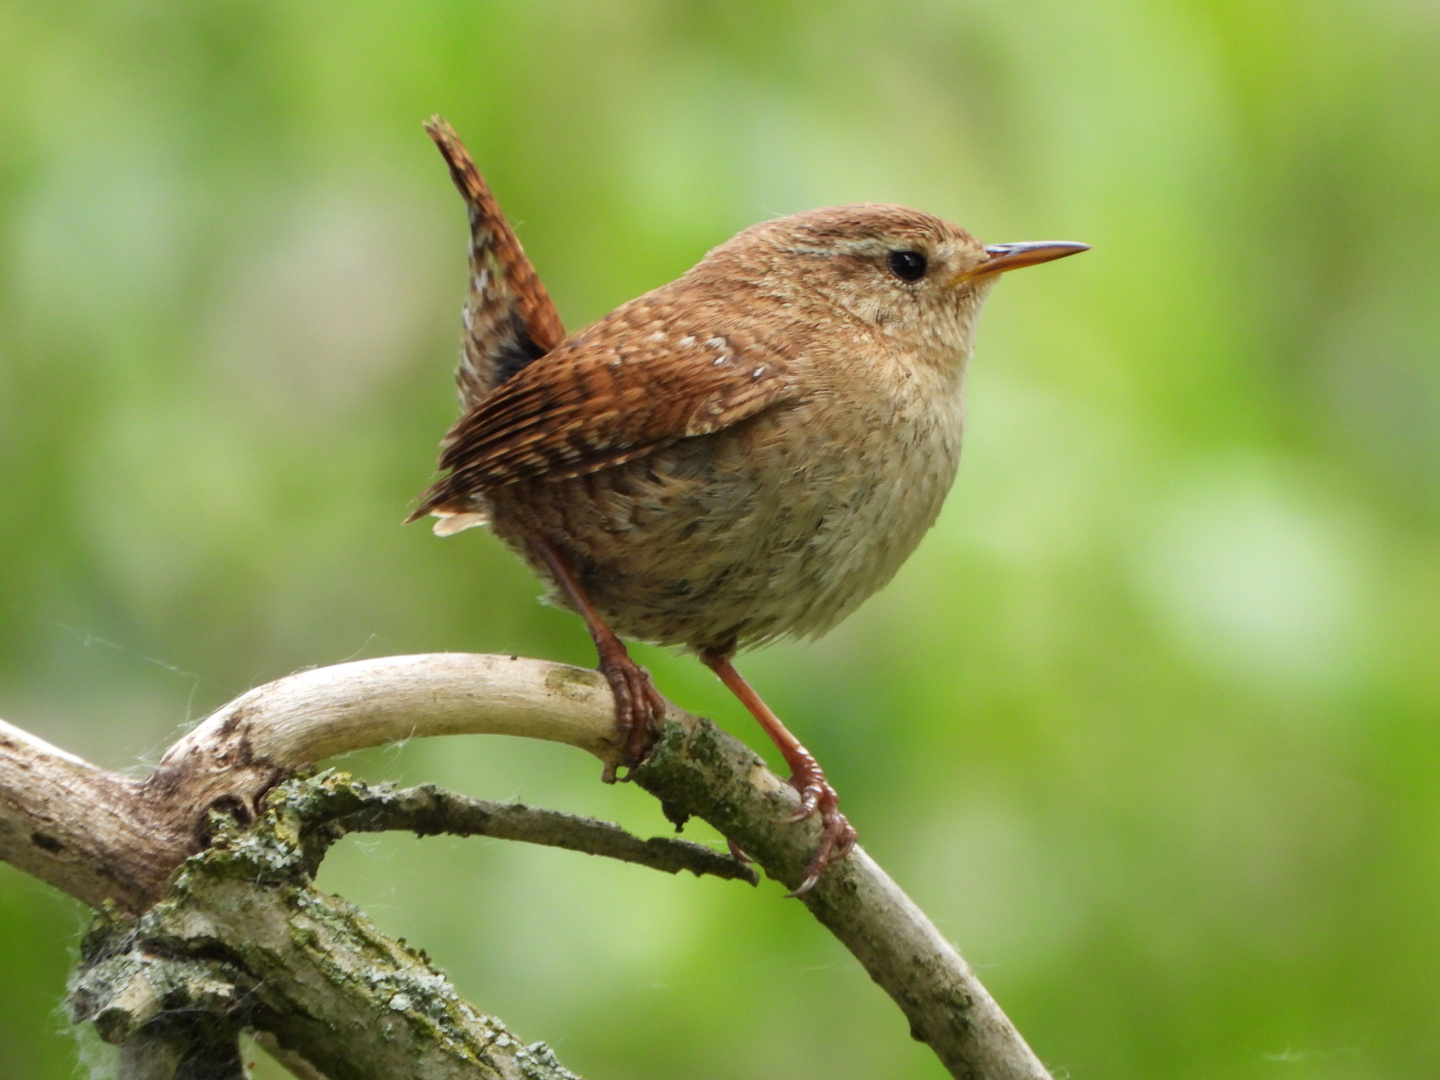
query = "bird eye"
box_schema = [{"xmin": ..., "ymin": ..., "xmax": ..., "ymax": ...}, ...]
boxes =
[{"xmin": 886, "ymin": 249, "xmax": 927, "ymax": 282}]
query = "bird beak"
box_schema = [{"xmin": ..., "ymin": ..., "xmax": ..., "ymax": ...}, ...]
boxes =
[{"xmin": 956, "ymin": 241, "xmax": 1090, "ymax": 284}]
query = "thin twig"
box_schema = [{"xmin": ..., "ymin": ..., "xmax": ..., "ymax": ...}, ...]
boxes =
[{"xmin": 292, "ymin": 773, "xmax": 759, "ymax": 885}]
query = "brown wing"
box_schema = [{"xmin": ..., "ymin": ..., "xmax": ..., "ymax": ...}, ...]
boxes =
[
  {"xmin": 410, "ymin": 303, "xmax": 800, "ymax": 519},
  {"xmin": 426, "ymin": 117, "xmax": 566, "ymax": 407}
]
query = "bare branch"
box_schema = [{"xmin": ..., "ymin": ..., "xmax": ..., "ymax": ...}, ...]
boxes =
[{"xmin": 0, "ymin": 718, "xmax": 151, "ymax": 910}]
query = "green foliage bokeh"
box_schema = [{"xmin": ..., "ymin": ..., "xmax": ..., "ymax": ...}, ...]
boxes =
[{"xmin": 2, "ymin": 2, "xmax": 1439, "ymax": 1077}]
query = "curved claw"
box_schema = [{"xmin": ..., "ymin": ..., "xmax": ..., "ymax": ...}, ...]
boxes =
[
  {"xmin": 785, "ymin": 874, "xmax": 820, "ymax": 898},
  {"xmin": 727, "ymin": 837, "xmax": 754, "ymax": 864}
]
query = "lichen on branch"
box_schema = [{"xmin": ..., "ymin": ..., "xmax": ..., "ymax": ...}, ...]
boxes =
[{"xmin": 71, "ymin": 773, "xmax": 586, "ymax": 1080}]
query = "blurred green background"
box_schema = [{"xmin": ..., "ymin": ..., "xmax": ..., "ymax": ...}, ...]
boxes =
[{"xmin": 2, "ymin": 1, "xmax": 1439, "ymax": 1077}]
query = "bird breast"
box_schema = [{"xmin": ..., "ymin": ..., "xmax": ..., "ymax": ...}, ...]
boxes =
[{"xmin": 489, "ymin": 350, "xmax": 968, "ymax": 654}]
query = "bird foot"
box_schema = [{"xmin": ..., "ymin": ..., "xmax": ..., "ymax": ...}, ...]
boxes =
[
  {"xmin": 595, "ymin": 648, "xmax": 666, "ymax": 783},
  {"xmin": 783, "ymin": 764, "xmax": 858, "ymax": 897}
]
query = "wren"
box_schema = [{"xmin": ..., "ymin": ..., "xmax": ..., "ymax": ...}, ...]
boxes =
[{"xmin": 410, "ymin": 117, "xmax": 1087, "ymax": 893}]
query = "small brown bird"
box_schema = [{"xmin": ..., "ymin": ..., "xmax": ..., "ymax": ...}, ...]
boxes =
[{"xmin": 411, "ymin": 117, "xmax": 1086, "ymax": 893}]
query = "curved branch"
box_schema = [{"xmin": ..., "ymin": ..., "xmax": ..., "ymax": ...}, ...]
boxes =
[
  {"xmin": 162, "ymin": 653, "xmax": 622, "ymax": 769},
  {"xmin": 2, "ymin": 655, "xmax": 627, "ymax": 911},
  {"xmin": 2, "ymin": 652, "xmax": 1051, "ymax": 1079}
]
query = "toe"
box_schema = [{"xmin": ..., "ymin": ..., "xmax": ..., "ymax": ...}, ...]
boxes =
[
  {"xmin": 784, "ymin": 789, "xmax": 856, "ymax": 896},
  {"xmin": 625, "ymin": 668, "xmax": 661, "ymax": 762},
  {"xmin": 785, "ymin": 770, "xmax": 826, "ymax": 821}
]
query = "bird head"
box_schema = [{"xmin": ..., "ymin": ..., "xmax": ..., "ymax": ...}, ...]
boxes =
[{"xmin": 712, "ymin": 204, "xmax": 1087, "ymax": 368}]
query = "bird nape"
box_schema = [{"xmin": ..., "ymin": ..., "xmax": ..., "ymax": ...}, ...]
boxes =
[{"xmin": 410, "ymin": 116, "xmax": 1087, "ymax": 895}]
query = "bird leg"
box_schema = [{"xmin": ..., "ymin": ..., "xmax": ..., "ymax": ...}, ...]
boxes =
[
  {"xmin": 531, "ymin": 537, "xmax": 665, "ymax": 782},
  {"xmin": 700, "ymin": 650, "xmax": 857, "ymax": 895}
]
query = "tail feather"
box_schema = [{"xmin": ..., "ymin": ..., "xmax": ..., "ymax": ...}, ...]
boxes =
[{"xmin": 424, "ymin": 116, "xmax": 565, "ymax": 408}]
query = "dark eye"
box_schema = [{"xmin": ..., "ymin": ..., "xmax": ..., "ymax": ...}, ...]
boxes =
[{"xmin": 887, "ymin": 249, "xmax": 927, "ymax": 282}]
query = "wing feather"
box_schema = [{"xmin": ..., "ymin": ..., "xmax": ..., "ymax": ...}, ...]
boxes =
[{"xmin": 410, "ymin": 302, "xmax": 800, "ymax": 519}]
